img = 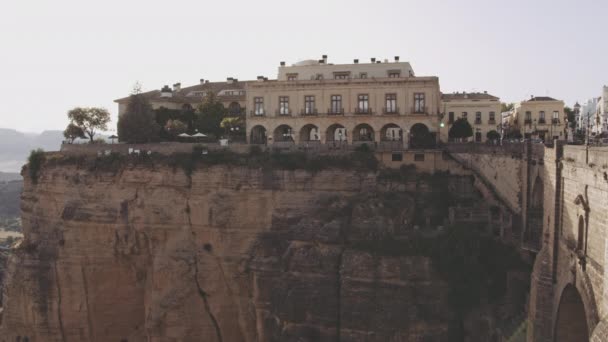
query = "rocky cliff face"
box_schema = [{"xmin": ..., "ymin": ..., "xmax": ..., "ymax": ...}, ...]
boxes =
[{"xmin": 0, "ymin": 159, "xmax": 529, "ymax": 342}]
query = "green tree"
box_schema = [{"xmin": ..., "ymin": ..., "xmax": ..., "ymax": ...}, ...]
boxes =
[
  {"xmin": 220, "ymin": 116, "xmax": 245, "ymax": 140},
  {"xmin": 486, "ymin": 130, "xmax": 500, "ymax": 141},
  {"xmin": 449, "ymin": 118, "xmax": 473, "ymax": 141},
  {"xmin": 67, "ymin": 107, "xmax": 111, "ymax": 142},
  {"xmin": 63, "ymin": 123, "xmax": 85, "ymax": 143},
  {"xmin": 501, "ymin": 103, "xmax": 514, "ymax": 113},
  {"xmin": 195, "ymin": 92, "xmax": 226, "ymax": 138},
  {"xmin": 118, "ymin": 92, "xmax": 161, "ymax": 143},
  {"xmin": 564, "ymin": 106, "xmax": 576, "ymax": 129}
]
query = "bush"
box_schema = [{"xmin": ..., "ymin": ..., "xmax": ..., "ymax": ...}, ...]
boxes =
[{"xmin": 27, "ymin": 149, "xmax": 46, "ymax": 184}]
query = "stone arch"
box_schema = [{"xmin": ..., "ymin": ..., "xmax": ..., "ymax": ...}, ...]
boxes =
[
  {"xmin": 353, "ymin": 123, "xmax": 374, "ymax": 142},
  {"xmin": 555, "ymin": 284, "xmax": 589, "ymax": 342},
  {"xmin": 300, "ymin": 124, "xmax": 320, "ymax": 142},
  {"xmin": 250, "ymin": 125, "xmax": 267, "ymax": 144},
  {"xmin": 409, "ymin": 123, "xmax": 434, "ymax": 149},
  {"xmin": 273, "ymin": 124, "xmax": 294, "ymax": 142},
  {"xmin": 326, "ymin": 124, "xmax": 347, "ymax": 142},
  {"xmin": 380, "ymin": 123, "xmax": 403, "ymax": 141}
]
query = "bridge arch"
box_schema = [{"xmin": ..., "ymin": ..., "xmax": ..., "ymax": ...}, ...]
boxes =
[{"xmin": 554, "ymin": 284, "xmax": 589, "ymax": 342}]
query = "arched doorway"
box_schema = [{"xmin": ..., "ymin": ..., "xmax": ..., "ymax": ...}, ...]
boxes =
[
  {"xmin": 410, "ymin": 123, "xmax": 435, "ymax": 149},
  {"xmin": 555, "ymin": 285, "xmax": 589, "ymax": 342},
  {"xmin": 273, "ymin": 125, "xmax": 294, "ymax": 142},
  {"xmin": 353, "ymin": 124, "xmax": 374, "ymax": 142},
  {"xmin": 250, "ymin": 125, "xmax": 267, "ymax": 144},
  {"xmin": 300, "ymin": 124, "xmax": 320, "ymax": 143},
  {"xmin": 326, "ymin": 124, "xmax": 347, "ymax": 142},
  {"xmin": 228, "ymin": 102, "xmax": 241, "ymax": 116},
  {"xmin": 380, "ymin": 124, "xmax": 403, "ymax": 141},
  {"xmin": 524, "ymin": 176, "xmax": 543, "ymax": 250}
]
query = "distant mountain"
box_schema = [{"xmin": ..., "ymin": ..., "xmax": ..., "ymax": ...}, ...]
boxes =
[
  {"xmin": 0, "ymin": 128, "xmax": 63, "ymax": 173},
  {"xmin": 0, "ymin": 172, "xmax": 21, "ymax": 182}
]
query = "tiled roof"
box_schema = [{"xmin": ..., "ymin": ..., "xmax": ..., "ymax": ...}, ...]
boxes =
[
  {"xmin": 525, "ymin": 96, "xmax": 558, "ymax": 102},
  {"xmin": 441, "ymin": 92, "xmax": 500, "ymax": 101},
  {"xmin": 114, "ymin": 80, "xmax": 251, "ymax": 103}
]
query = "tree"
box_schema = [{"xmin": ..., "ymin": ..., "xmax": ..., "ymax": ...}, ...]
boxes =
[
  {"xmin": 504, "ymin": 127, "xmax": 522, "ymax": 139},
  {"xmin": 165, "ymin": 119, "xmax": 188, "ymax": 137},
  {"xmin": 67, "ymin": 107, "xmax": 111, "ymax": 142},
  {"xmin": 501, "ymin": 103, "xmax": 514, "ymax": 113},
  {"xmin": 118, "ymin": 92, "xmax": 161, "ymax": 143},
  {"xmin": 195, "ymin": 92, "xmax": 226, "ymax": 138},
  {"xmin": 63, "ymin": 123, "xmax": 85, "ymax": 143},
  {"xmin": 486, "ymin": 130, "xmax": 500, "ymax": 141},
  {"xmin": 564, "ymin": 106, "xmax": 576, "ymax": 129},
  {"xmin": 449, "ymin": 118, "xmax": 473, "ymax": 141},
  {"xmin": 220, "ymin": 116, "xmax": 245, "ymax": 140}
]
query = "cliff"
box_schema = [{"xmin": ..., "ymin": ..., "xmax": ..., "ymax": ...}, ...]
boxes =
[{"xmin": 0, "ymin": 154, "xmax": 530, "ymax": 342}]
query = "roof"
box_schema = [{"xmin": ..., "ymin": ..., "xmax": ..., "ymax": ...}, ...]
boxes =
[
  {"xmin": 114, "ymin": 80, "xmax": 251, "ymax": 104},
  {"xmin": 441, "ymin": 92, "xmax": 499, "ymax": 101},
  {"xmin": 525, "ymin": 96, "xmax": 559, "ymax": 102}
]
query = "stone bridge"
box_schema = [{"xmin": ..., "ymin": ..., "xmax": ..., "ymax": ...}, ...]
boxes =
[{"xmin": 447, "ymin": 143, "xmax": 608, "ymax": 341}]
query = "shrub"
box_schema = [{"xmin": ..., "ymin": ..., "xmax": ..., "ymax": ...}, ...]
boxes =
[{"xmin": 27, "ymin": 149, "xmax": 46, "ymax": 184}]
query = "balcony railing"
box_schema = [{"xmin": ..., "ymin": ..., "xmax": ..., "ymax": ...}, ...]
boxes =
[
  {"xmin": 475, "ymin": 119, "xmax": 482, "ymax": 125},
  {"xmin": 300, "ymin": 108, "xmax": 318, "ymax": 116},
  {"xmin": 382, "ymin": 107, "xmax": 400, "ymax": 115},
  {"xmin": 276, "ymin": 109, "xmax": 292, "ymax": 116},
  {"xmin": 524, "ymin": 119, "xmax": 532, "ymax": 124},
  {"xmin": 552, "ymin": 118, "xmax": 560, "ymax": 124},
  {"xmin": 488, "ymin": 119, "xmax": 496, "ymax": 125},
  {"xmin": 327, "ymin": 108, "xmax": 345, "ymax": 115},
  {"xmin": 250, "ymin": 109, "xmax": 265, "ymax": 116},
  {"xmin": 355, "ymin": 107, "xmax": 372, "ymax": 115},
  {"xmin": 412, "ymin": 106, "xmax": 428, "ymax": 114},
  {"xmin": 538, "ymin": 119, "xmax": 546, "ymax": 124}
]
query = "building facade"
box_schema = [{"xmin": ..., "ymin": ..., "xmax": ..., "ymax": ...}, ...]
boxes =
[
  {"xmin": 441, "ymin": 92, "xmax": 501, "ymax": 142},
  {"xmin": 595, "ymin": 85, "xmax": 608, "ymax": 135},
  {"xmin": 246, "ymin": 57, "xmax": 441, "ymax": 149},
  {"xmin": 509, "ymin": 96, "xmax": 566, "ymax": 141},
  {"xmin": 114, "ymin": 79, "xmax": 248, "ymax": 117}
]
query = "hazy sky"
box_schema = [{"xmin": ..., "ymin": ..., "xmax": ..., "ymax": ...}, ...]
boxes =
[{"xmin": 1, "ymin": 0, "xmax": 606, "ymax": 133}]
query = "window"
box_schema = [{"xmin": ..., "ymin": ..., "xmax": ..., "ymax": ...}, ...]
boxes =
[
  {"xmin": 475, "ymin": 112, "xmax": 482, "ymax": 124},
  {"xmin": 388, "ymin": 72, "xmax": 400, "ymax": 78},
  {"xmin": 539, "ymin": 111, "xmax": 546, "ymax": 123},
  {"xmin": 462, "ymin": 112, "xmax": 468, "ymax": 119},
  {"xmin": 315, "ymin": 74, "xmax": 324, "ymax": 80},
  {"xmin": 448, "ymin": 112, "xmax": 454, "ymax": 123},
  {"xmin": 359, "ymin": 73, "xmax": 367, "ymax": 79},
  {"xmin": 489, "ymin": 112, "xmax": 495, "ymax": 122},
  {"xmin": 279, "ymin": 96, "xmax": 290, "ymax": 115},
  {"xmin": 287, "ymin": 74, "xmax": 298, "ymax": 81},
  {"xmin": 330, "ymin": 95, "xmax": 342, "ymax": 114},
  {"xmin": 254, "ymin": 97, "xmax": 264, "ymax": 115},
  {"xmin": 357, "ymin": 94, "xmax": 369, "ymax": 113},
  {"xmin": 392, "ymin": 153, "xmax": 403, "ymax": 162},
  {"xmin": 385, "ymin": 94, "xmax": 397, "ymax": 113},
  {"xmin": 475, "ymin": 132, "xmax": 482, "ymax": 142},
  {"xmin": 304, "ymin": 96, "xmax": 315, "ymax": 114},
  {"xmin": 414, "ymin": 153, "xmax": 425, "ymax": 162},
  {"xmin": 334, "ymin": 72, "xmax": 349, "ymax": 80},
  {"xmin": 525, "ymin": 111, "xmax": 532, "ymax": 122},
  {"xmin": 553, "ymin": 111, "xmax": 560, "ymax": 123},
  {"xmin": 414, "ymin": 93, "xmax": 425, "ymax": 113}
]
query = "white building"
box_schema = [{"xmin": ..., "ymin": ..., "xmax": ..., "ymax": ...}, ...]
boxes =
[{"xmin": 596, "ymin": 86, "xmax": 608, "ymax": 134}]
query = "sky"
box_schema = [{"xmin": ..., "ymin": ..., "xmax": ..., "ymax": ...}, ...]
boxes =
[{"xmin": 0, "ymin": 0, "xmax": 607, "ymax": 133}]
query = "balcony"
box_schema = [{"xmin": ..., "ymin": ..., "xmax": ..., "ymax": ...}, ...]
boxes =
[
  {"xmin": 382, "ymin": 107, "xmax": 400, "ymax": 115},
  {"xmin": 412, "ymin": 106, "xmax": 428, "ymax": 115},
  {"xmin": 355, "ymin": 107, "xmax": 372, "ymax": 115},
  {"xmin": 488, "ymin": 119, "xmax": 496, "ymax": 125},
  {"xmin": 552, "ymin": 118, "xmax": 561, "ymax": 124},
  {"xmin": 524, "ymin": 119, "xmax": 532, "ymax": 125},
  {"xmin": 538, "ymin": 119, "xmax": 546, "ymax": 124},
  {"xmin": 250, "ymin": 109, "xmax": 265, "ymax": 117},
  {"xmin": 300, "ymin": 108, "xmax": 318, "ymax": 116},
  {"xmin": 327, "ymin": 108, "xmax": 345, "ymax": 115},
  {"xmin": 276, "ymin": 108, "xmax": 292, "ymax": 116},
  {"xmin": 475, "ymin": 119, "xmax": 482, "ymax": 125}
]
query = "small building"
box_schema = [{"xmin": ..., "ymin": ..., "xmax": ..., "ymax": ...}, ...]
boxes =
[
  {"xmin": 510, "ymin": 96, "xmax": 566, "ymax": 142},
  {"xmin": 441, "ymin": 91, "xmax": 501, "ymax": 142}
]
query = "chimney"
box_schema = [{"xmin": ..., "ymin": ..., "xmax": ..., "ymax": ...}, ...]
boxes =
[
  {"xmin": 200, "ymin": 79, "xmax": 205, "ymax": 85},
  {"xmin": 205, "ymin": 80, "xmax": 210, "ymax": 84},
  {"xmin": 371, "ymin": 57, "xmax": 376, "ymax": 63},
  {"xmin": 394, "ymin": 56, "xmax": 400, "ymax": 62},
  {"xmin": 173, "ymin": 83, "xmax": 181, "ymax": 92},
  {"xmin": 484, "ymin": 90, "xmax": 487, "ymax": 94},
  {"xmin": 160, "ymin": 85, "xmax": 172, "ymax": 98},
  {"xmin": 376, "ymin": 61, "xmax": 381, "ymax": 64},
  {"xmin": 280, "ymin": 61, "xmax": 286, "ymax": 66},
  {"xmin": 354, "ymin": 59, "xmax": 359, "ymax": 64},
  {"xmin": 227, "ymin": 77, "xmax": 234, "ymax": 84},
  {"xmin": 322, "ymin": 55, "xmax": 328, "ymax": 64},
  {"xmin": 257, "ymin": 76, "xmax": 265, "ymax": 82}
]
